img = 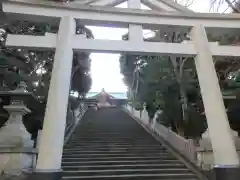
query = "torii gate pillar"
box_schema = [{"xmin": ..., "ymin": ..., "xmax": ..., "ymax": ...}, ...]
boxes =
[
  {"xmin": 191, "ymin": 24, "xmax": 239, "ymax": 180},
  {"xmin": 28, "ymin": 16, "xmax": 76, "ymax": 180}
]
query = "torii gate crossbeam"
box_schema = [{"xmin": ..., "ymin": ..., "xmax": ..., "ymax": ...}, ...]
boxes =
[
  {"xmin": 5, "ymin": 33, "xmax": 240, "ymax": 57},
  {"xmin": 3, "ymin": 0, "xmax": 240, "ymax": 29}
]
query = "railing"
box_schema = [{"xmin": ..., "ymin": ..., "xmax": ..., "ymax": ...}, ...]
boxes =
[
  {"xmin": 65, "ymin": 123, "xmax": 73, "ymax": 137},
  {"xmin": 65, "ymin": 103, "xmax": 87, "ymax": 133},
  {"xmin": 126, "ymin": 105, "xmax": 197, "ymax": 163},
  {"xmin": 64, "ymin": 105, "xmax": 87, "ymax": 144},
  {"xmin": 153, "ymin": 122, "xmax": 197, "ymax": 163}
]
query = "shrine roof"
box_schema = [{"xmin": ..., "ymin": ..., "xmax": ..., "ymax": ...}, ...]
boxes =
[{"xmin": 86, "ymin": 91, "xmax": 127, "ymax": 99}]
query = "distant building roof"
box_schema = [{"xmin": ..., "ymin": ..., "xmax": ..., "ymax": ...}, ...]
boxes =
[{"xmin": 86, "ymin": 91, "xmax": 127, "ymax": 99}]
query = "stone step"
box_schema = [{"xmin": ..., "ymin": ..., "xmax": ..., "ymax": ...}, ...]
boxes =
[
  {"xmin": 62, "ymin": 154, "xmax": 174, "ymax": 159},
  {"xmin": 63, "ymin": 149, "xmax": 168, "ymax": 153},
  {"xmin": 67, "ymin": 141, "xmax": 158, "ymax": 144},
  {"xmin": 68, "ymin": 137, "xmax": 155, "ymax": 139},
  {"xmin": 62, "ymin": 173, "xmax": 198, "ymax": 179},
  {"xmin": 62, "ymin": 163, "xmax": 186, "ymax": 171},
  {"xmin": 62, "ymin": 152, "xmax": 171, "ymax": 157},
  {"xmin": 62, "ymin": 108, "xmax": 200, "ymax": 180},
  {"xmin": 70, "ymin": 131, "xmax": 151, "ymax": 133},
  {"xmin": 64, "ymin": 146, "xmax": 165, "ymax": 150},
  {"xmin": 65, "ymin": 143, "xmax": 163, "ymax": 147},
  {"xmin": 64, "ymin": 146, "xmax": 165, "ymax": 151},
  {"xmin": 65, "ymin": 142, "xmax": 164, "ymax": 145},
  {"xmin": 63, "ymin": 168, "xmax": 193, "ymax": 176},
  {"xmin": 61, "ymin": 160, "xmax": 181, "ymax": 166},
  {"xmin": 63, "ymin": 148, "xmax": 167, "ymax": 155},
  {"xmin": 62, "ymin": 156, "xmax": 177, "ymax": 162}
]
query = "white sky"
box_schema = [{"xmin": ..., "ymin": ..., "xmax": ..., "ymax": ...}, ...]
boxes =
[{"xmin": 89, "ymin": 0, "xmax": 229, "ymax": 93}]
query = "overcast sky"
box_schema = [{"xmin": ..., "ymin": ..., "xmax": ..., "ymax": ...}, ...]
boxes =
[{"xmin": 89, "ymin": 0, "xmax": 229, "ymax": 93}]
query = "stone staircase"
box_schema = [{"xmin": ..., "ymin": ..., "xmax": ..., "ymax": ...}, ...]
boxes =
[{"xmin": 61, "ymin": 107, "xmax": 201, "ymax": 180}]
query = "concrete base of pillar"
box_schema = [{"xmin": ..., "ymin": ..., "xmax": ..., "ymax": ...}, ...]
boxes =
[
  {"xmin": 23, "ymin": 170, "xmax": 62, "ymax": 180},
  {"xmin": 215, "ymin": 166, "xmax": 240, "ymax": 180}
]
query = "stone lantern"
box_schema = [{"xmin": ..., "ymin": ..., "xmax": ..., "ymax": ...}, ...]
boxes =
[{"xmin": 0, "ymin": 81, "xmax": 37, "ymax": 174}]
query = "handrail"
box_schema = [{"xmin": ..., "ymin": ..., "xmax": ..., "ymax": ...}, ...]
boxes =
[
  {"xmin": 126, "ymin": 105, "xmax": 197, "ymax": 163},
  {"xmin": 64, "ymin": 107, "xmax": 87, "ymax": 145},
  {"xmin": 64, "ymin": 104, "xmax": 87, "ymax": 139},
  {"xmin": 153, "ymin": 121, "xmax": 197, "ymax": 163},
  {"xmin": 65, "ymin": 123, "xmax": 73, "ymax": 137}
]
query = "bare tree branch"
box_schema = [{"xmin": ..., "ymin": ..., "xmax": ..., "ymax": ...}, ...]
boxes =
[
  {"xmin": 210, "ymin": 0, "xmax": 240, "ymax": 12},
  {"xmin": 225, "ymin": 0, "xmax": 239, "ymax": 12},
  {"xmin": 174, "ymin": 0, "xmax": 196, "ymax": 7}
]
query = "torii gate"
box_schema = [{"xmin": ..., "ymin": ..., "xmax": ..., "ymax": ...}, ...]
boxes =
[{"xmin": 1, "ymin": 0, "xmax": 240, "ymax": 179}]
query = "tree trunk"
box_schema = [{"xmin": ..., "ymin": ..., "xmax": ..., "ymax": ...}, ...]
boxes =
[
  {"xmin": 175, "ymin": 121, "xmax": 185, "ymax": 137},
  {"xmin": 193, "ymin": 137, "xmax": 200, "ymax": 146},
  {"xmin": 180, "ymin": 85, "xmax": 188, "ymax": 121}
]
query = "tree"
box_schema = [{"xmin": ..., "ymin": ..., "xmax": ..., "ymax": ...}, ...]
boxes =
[
  {"xmin": 0, "ymin": 21, "xmax": 93, "ymax": 97},
  {"xmin": 120, "ymin": 52, "xmax": 207, "ymax": 139},
  {"xmin": 0, "ymin": 4, "xmax": 93, "ymax": 137},
  {"xmin": 120, "ymin": 22, "xmax": 209, "ymax": 138}
]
